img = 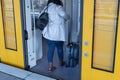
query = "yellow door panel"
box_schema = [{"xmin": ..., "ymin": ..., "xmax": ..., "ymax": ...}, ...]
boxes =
[
  {"xmin": 113, "ymin": 9, "xmax": 120, "ymax": 80},
  {"xmin": 82, "ymin": 0, "xmax": 120, "ymax": 80},
  {"xmin": 0, "ymin": 0, "xmax": 24, "ymax": 68}
]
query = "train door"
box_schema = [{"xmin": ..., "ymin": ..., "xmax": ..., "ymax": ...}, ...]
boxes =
[
  {"xmin": 24, "ymin": 0, "xmax": 72, "ymax": 68},
  {"xmin": 25, "ymin": 0, "xmax": 81, "ymax": 80},
  {"xmin": 0, "ymin": 0, "xmax": 25, "ymax": 68},
  {"xmin": 25, "ymin": 0, "xmax": 49, "ymax": 68},
  {"xmin": 82, "ymin": 0, "xmax": 120, "ymax": 80}
]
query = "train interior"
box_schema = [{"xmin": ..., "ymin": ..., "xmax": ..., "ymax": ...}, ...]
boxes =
[{"xmin": 23, "ymin": 0, "xmax": 82, "ymax": 80}]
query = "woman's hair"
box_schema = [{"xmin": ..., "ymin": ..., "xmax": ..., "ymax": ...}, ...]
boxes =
[{"xmin": 47, "ymin": 0, "xmax": 63, "ymax": 6}]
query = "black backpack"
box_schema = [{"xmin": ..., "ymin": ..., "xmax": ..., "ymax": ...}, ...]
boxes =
[{"xmin": 36, "ymin": 7, "xmax": 48, "ymax": 31}]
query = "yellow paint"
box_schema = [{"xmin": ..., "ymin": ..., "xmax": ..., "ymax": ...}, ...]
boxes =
[
  {"xmin": 82, "ymin": 0, "xmax": 120, "ymax": 80},
  {"xmin": 0, "ymin": 0, "xmax": 24, "ymax": 68}
]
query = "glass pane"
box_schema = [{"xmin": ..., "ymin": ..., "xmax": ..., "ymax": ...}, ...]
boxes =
[
  {"xmin": 30, "ymin": 0, "xmax": 48, "ymax": 30},
  {"xmin": 92, "ymin": 0, "xmax": 118, "ymax": 71},
  {"xmin": 30, "ymin": 0, "xmax": 48, "ymax": 12},
  {"xmin": 2, "ymin": 0, "xmax": 17, "ymax": 50}
]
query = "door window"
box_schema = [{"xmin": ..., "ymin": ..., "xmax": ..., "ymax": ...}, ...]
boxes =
[
  {"xmin": 1, "ymin": 0, "xmax": 17, "ymax": 50},
  {"xmin": 92, "ymin": 0, "xmax": 118, "ymax": 72},
  {"xmin": 30, "ymin": 0, "xmax": 48, "ymax": 12}
]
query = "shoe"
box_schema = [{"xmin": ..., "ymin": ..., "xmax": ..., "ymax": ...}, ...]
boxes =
[
  {"xmin": 48, "ymin": 66, "xmax": 56, "ymax": 71},
  {"xmin": 59, "ymin": 60, "xmax": 65, "ymax": 66}
]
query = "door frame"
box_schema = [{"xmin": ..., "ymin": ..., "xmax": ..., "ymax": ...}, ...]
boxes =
[
  {"xmin": 79, "ymin": 0, "xmax": 84, "ymax": 79},
  {"xmin": 19, "ymin": 0, "xmax": 29, "ymax": 69}
]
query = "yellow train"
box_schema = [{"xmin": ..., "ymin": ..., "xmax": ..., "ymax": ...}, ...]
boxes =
[{"xmin": 0, "ymin": 0, "xmax": 120, "ymax": 80}]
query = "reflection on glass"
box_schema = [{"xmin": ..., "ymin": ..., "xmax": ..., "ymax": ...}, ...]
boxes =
[
  {"xmin": 2, "ymin": 0, "xmax": 17, "ymax": 50},
  {"xmin": 30, "ymin": 0, "xmax": 48, "ymax": 12},
  {"xmin": 92, "ymin": 0, "xmax": 118, "ymax": 72}
]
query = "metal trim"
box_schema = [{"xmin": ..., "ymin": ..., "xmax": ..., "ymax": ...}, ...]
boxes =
[
  {"xmin": 20, "ymin": 0, "xmax": 29, "ymax": 69},
  {"xmin": 79, "ymin": 0, "xmax": 84, "ymax": 79}
]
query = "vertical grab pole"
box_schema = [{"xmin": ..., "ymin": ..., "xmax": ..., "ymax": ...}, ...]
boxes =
[
  {"xmin": 77, "ymin": 0, "xmax": 81, "ymax": 42},
  {"xmin": 77, "ymin": 0, "xmax": 80, "ymax": 36},
  {"xmin": 31, "ymin": 0, "xmax": 37, "ymax": 57}
]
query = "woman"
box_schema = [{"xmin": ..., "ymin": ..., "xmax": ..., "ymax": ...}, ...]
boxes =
[{"xmin": 42, "ymin": 0, "xmax": 68, "ymax": 71}]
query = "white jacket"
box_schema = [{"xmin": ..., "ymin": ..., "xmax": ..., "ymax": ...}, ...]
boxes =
[{"xmin": 42, "ymin": 3, "xmax": 67, "ymax": 41}]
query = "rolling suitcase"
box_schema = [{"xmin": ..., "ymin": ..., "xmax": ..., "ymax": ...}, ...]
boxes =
[{"xmin": 65, "ymin": 42, "xmax": 79, "ymax": 67}]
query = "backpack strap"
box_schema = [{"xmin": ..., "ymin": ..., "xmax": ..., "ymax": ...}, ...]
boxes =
[
  {"xmin": 38, "ymin": 6, "xmax": 48, "ymax": 17},
  {"xmin": 44, "ymin": 6, "xmax": 48, "ymax": 12}
]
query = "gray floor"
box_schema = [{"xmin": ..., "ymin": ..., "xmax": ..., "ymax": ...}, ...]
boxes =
[
  {"xmin": 0, "ymin": 63, "xmax": 56, "ymax": 80},
  {"xmin": 0, "ymin": 71, "xmax": 23, "ymax": 80},
  {"xmin": 30, "ymin": 38, "xmax": 80, "ymax": 80}
]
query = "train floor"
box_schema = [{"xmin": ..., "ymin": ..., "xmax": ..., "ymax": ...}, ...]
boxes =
[{"xmin": 30, "ymin": 38, "xmax": 80, "ymax": 80}]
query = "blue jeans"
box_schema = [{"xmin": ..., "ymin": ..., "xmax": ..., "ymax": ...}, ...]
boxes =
[{"xmin": 46, "ymin": 39, "xmax": 64, "ymax": 63}]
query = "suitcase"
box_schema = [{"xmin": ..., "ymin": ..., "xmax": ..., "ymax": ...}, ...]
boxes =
[{"xmin": 65, "ymin": 42, "xmax": 79, "ymax": 67}]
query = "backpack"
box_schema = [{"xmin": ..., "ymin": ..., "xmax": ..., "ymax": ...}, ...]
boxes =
[{"xmin": 36, "ymin": 7, "xmax": 48, "ymax": 31}]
